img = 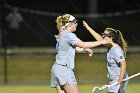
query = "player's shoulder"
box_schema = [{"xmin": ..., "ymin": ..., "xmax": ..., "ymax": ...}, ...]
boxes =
[
  {"xmin": 62, "ymin": 30, "xmax": 74, "ymax": 36},
  {"xmin": 114, "ymin": 44, "xmax": 121, "ymax": 49},
  {"xmin": 113, "ymin": 44, "xmax": 123, "ymax": 52},
  {"xmin": 66, "ymin": 32, "xmax": 77, "ymax": 39}
]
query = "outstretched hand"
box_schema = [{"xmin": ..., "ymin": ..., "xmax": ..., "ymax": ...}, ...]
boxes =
[
  {"xmin": 85, "ymin": 48, "xmax": 93, "ymax": 57},
  {"xmin": 83, "ymin": 21, "xmax": 89, "ymax": 28},
  {"xmin": 118, "ymin": 78, "xmax": 124, "ymax": 84},
  {"xmin": 101, "ymin": 37, "xmax": 112, "ymax": 44}
]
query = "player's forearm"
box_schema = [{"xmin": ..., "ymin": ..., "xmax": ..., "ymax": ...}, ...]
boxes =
[
  {"xmin": 76, "ymin": 47, "xmax": 84, "ymax": 52},
  {"xmin": 75, "ymin": 41, "xmax": 102, "ymax": 48},
  {"xmin": 119, "ymin": 61, "xmax": 126, "ymax": 80},
  {"xmin": 85, "ymin": 26, "xmax": 102, "ymax": 40}
]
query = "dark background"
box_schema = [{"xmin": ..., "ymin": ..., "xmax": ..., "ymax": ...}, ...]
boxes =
[{"xmin": 0, "ymin": 0, "xmax": 140, "ymax": 47}]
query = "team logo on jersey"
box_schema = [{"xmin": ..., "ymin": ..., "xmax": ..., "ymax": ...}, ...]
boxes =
[{"xmin": 119, "ymin": 56, "xmax": 123, "ymax": 59}]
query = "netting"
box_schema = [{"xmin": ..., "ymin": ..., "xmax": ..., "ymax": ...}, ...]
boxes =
[
  {"xmin": 0, "ymin": 3, "xmax": 140, "ymax": 90},
  {"xmin": 1, "ymin": 4, "xmax": 140, "ymax": 47}
]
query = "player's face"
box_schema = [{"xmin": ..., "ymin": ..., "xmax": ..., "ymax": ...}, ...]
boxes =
[
  {"xmin": 101, "ymin": 30, "xmax": 113, "ymax": 48},
  {"xmin": 101, "ymin": 30, "xmax": 110, "ymax": 38},
  {"xmin": 70, "ymin": 21, "xmax": 78, "ymax": 32}
]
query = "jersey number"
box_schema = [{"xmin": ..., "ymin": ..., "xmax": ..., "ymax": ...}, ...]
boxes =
[{"xmin": 56, "ymin": 42, "xmax": 59, "ymax": 54}]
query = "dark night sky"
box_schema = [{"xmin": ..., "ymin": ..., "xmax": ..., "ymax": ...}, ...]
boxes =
[
  {"xmin": 2, "ymin": 0, "xmax": 140, "ymax": 13},
  {"xmin": 0, "ymin": 0, "xmax": 140, "ymax": 46}
]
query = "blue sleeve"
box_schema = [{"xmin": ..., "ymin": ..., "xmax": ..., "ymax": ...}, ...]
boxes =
[{"xmin": 114, "ymin": 47, "xmax": 125, "ymax": 63}]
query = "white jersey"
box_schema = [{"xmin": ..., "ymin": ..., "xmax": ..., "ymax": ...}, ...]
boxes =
[
  {"xmin": 107, "ymin": 44, "xmax": 127, "ymax": 80},
  {"xmin": 55, "ymin": 30, "xmax": 80, "ymax": 69}
]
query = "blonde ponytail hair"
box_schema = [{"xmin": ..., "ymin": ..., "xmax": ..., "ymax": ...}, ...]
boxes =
[
  {"xmin": 117, "ymin": 30, "xmax": 128, "ymax": 57},
  {"xmin": 55, "ymin": 14, "xmax": 70, "ymax": 40}
]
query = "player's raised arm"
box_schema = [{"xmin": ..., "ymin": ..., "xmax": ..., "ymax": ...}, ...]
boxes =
[
  {"xmin": 83, "ymin": 21, "xmax": 102, "ymax": 41},
  {"xmin": 75, "ymin": 37, "xmax": 111, "ymax": 48}
]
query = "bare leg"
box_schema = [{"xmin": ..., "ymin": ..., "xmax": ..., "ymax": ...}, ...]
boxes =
[
  {"xmin": 56, "ymin": 85, "xmax": 65, "ymax": 93},
  {"xmin": 63, "ymin": 84, "xmax": 79, "ymax": 93}
]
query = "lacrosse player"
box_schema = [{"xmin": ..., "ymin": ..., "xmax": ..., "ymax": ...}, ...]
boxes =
[
  {"xmin": 51, "ymin": 14, "xmax": 111, "ymax": 93},
  {"xmin": 83, "ymin": 21, "xmax": 128, "ymax": 93}
]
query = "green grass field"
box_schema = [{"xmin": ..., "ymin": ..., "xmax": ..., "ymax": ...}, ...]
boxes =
[
  {"xmin": 0, "ymin": 47, "xmax": 140, "ymax": 93},
  {"xmin": 0, "ymin": 84, "xmax": 140, "ymax": 93},
  {"xmin": 0, "ymin": 53, "xmax": 140, "ymax": 82}
]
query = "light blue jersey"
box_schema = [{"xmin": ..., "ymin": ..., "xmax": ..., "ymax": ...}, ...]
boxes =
[
  {"xmin": 107, "ymin": 44, "xmax": 128, "ymax": 93},
  {"xmin": 55, "ymin": 30, "xmax": 80, "ymax": 69},
  {"xmin": 107, "ymin": 44, "xmax": 127, "ymax": 80},
  {"xmin": 51, "ymin": 30, "xmax": 80, "ymax": 87}
]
